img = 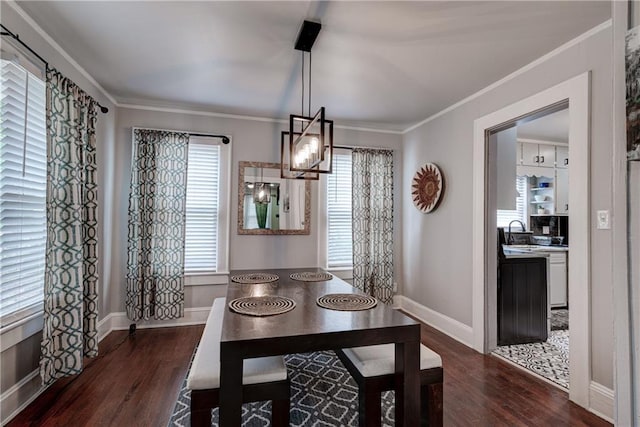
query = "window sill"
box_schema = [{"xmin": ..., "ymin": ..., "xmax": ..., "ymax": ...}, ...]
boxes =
[
  {"xmin": 327, "ymin": 267, "xmax": 353, "ymax": 281},
  {"xmin": 0, "ymin": 308, "xmax": 43, "ymax": 352},
  {"xmin": 184, "ymin": 272, "xmax": 229, "ymax": 286}
]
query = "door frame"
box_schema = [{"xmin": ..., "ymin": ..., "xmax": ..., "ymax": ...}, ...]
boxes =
[{"xmin": 471, "ymin": 72, "xmax": 591, "ymax": 408}]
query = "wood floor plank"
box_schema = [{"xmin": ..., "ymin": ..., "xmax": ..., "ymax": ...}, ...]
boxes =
[{"xmin": 8, "ymin": 321, "xmax": 610, "ymax": 426}]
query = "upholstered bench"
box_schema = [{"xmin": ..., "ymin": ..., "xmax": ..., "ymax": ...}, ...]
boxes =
[
  {"xmin": 335, "ymin": 343, "xmax": 443, "ymax": 426},
  {"xmin": 187, "ymin": 297, "xmax": 290, "ymax": 427}
]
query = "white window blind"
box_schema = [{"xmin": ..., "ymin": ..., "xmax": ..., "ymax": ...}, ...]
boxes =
[
  {"xmin": 497, "ymin": 176, "xmax": 528, "ymax": 228},
  {"xmin": 184, "ymin": 141, "xmax": 220, "ymax": 273},
  {"xmin": 327, "ymin": 150, "xmax": 353, "ymax": 268},
  {"xmin": 0, "ymin": 59, "xmax": 47, "ymax": 324}
]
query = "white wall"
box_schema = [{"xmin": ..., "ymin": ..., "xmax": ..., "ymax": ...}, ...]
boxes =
[
  {"xmin": 113, "ymin": 107, "xmax": 403, "ymax": 312},
  {"xmin": 401, "ymin": 25, "xmax": 614, "ymax": 388}
]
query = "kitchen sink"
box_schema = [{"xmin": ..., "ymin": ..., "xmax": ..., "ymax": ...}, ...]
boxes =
[{"xmin": 504, "ymin": 244, "xmax": 568, "ymax": 253}]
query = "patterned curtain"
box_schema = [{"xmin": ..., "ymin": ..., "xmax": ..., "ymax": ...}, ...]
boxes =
[
  {"xmin": 126, "ymin": 129, "xmax": 189, "ymax": 321},
  {"xmin": 352, "ymin": 149, "xmax": 394, "ymax": 304},
  {"xmin": 40, "ymin": 68, "xmax": 99, "ymax": 385}
]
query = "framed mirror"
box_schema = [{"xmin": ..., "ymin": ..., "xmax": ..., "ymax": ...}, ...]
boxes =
[{"xmin": 238, "ymin": 161, "xmax": 311, "ymax": 235}]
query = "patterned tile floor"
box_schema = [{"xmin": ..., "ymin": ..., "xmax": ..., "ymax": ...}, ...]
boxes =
[{"xmin": 493, "ymin": 329, "xmax": 569, "ymax": 389}]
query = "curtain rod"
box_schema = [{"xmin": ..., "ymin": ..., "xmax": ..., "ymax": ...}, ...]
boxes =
[
  {"xmin": 1, "ymin": 23, "xmax": 109, "ymax": 114},
  {"xmin": 132, "ymin": 127, "xmax": 230, "ymax": 144},
  {"xmin": 334, "ymin": 145, "xmax": 394, "ymax": 151}
]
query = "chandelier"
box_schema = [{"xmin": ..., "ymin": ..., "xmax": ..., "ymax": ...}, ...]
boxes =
[{"xmin": 281, "ymin": 20, "xmax": 333, "ymax": 180}]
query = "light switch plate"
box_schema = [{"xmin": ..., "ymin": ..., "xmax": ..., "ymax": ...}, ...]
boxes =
[{"xmin": 597, "ymin": 210, "xmax": 610, "ymax": 229}]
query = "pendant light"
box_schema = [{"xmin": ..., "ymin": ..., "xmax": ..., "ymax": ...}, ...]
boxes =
[
  {"xmin": 253, "ymin": 167, "xmax": 271, "ymax": 204},
  {"xmin": 281, "ymin": 20, "xmax": 333, "ymax": 180}
]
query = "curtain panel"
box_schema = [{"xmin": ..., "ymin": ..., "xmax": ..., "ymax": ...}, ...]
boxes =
[
  {"xmin": 40, "ymin": 68, "xmax": 99, "ymax": 385},
  {"xmin": 352, "ymin": 149, "xmax": 394, "ymax": 304},
  {"xmin": 126, "ymin": 129, "xmax": 189, "ymax": 321}
]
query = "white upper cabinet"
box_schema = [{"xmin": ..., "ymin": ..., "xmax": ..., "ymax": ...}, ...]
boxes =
[
  {"xmin": 555, "ymin": 168, "xmax": 569, "ymax": 214},
  {"xmin": 520, "ymin": 142, "xmax": 539, "ymax": 166},
  {"xmin": 556, "ymin": 145, "xmax": 569, "ymax": 168},
  {"xmin": 537, "ymin": 144, "xmax": 556, "ymax": 167},
  {"xmin": 519, "ymin": 141, "xmax": 555, "ymax": 167}
]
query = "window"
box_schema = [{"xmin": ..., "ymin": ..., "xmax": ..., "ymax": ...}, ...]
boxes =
[
  {"xmin": 0, "ymin": 59, "xmax": 47, "ymax": 326},
  {"xmin": 496, "ymin": 176, "xmax": 528, "ymax": 228},
  {"xmin": 183, "ymin": 136, "xmax": 230, "ymax": 275},
  {"xmin": 327, "ymin": 149, "xmax": 353, "ymax": 268}
]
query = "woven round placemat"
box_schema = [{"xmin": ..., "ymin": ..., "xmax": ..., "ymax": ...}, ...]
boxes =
[
  {"xmin": 317, "ymin": 293, "xmax": 378, "ymax": 311},
  {"xmin": 228, "ymin": 296, "xmax": 296, "ymax": 316},
  {"xmin": 290, "ymin": 272, "xmax": 333, "ymax": 282},
  {"xmin": 230, "ymin": 273, "xmax": 279, "ymax": 284}
]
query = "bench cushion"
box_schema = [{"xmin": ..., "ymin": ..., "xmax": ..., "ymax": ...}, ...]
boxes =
[
  {"xmin": 341, "ymin": 344, "xmax": 442, "ymax": 378},
  {"xmin": 187, "ymin": 298, "xmax": 288, "ymax": 390}
]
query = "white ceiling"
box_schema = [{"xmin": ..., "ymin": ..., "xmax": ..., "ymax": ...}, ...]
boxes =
[
  {"xmin": 518, "ymin": 108, "xmax": 569, "ymax": 143},
  {"xmin": 15, "ymin": 1, "xmax": 610, "ymax": 131}
]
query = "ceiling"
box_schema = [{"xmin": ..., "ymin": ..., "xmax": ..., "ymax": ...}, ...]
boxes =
[
  {"xmin": 518, "ymin": 108, "xmax": 569, "ymax": 143},
  {"xmin": 15, "ymin": 1, "xmax": 610, "ymax": 131}
]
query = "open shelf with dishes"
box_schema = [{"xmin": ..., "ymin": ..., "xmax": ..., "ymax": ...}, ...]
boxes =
[{"xmin": 528, "ymin": 176, "xmax": 554, "ymax": 215}]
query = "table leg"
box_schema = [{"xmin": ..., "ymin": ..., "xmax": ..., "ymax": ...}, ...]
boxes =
[
  {"xmin": 219, "ymin": 347, "xmax": 243, "ymax": 427},
  {"xmin": 395, "ymin": 340, "xmax": 420, "ymax": 427}
]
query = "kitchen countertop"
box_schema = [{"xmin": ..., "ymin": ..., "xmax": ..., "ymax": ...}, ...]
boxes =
[{"xmin": 503, "ymin": 244, "xmax": 569, "ymax": 254}]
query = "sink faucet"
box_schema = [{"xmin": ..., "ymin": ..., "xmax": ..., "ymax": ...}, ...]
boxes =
[{"xmin": 507, "ymin": 220, "xmax": 526, "ymax": 244}]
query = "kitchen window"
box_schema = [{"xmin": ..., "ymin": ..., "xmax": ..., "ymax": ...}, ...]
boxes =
[
  {"xmin": 496, "ymin": 175, "xmax": 528, "ymax": 229},
  {"xmin": 0, "ymin": 59, "xmax": 47, "ymax": 327},
  {"xmin": 327, "ymin": 149, "xmax": 353, "ymax": 268}
]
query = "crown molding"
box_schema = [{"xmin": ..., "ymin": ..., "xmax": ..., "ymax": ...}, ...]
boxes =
[
  {"xmin": 119, "ymin": 103, "xmax": 402, "ymax": 134},
  {"xmin": 6, "ymin": 0, "xmax": 118, "ymax": 106},
  {"xmin": 402, "ymin": 19, "xmax": 612, "ymax": 134}
]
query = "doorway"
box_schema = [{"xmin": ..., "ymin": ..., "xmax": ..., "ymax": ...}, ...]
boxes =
[
  {"xmin": 490, "ymin": 106, "xmax": 570, "ymax": 389},
  {"xmin": 471, "ymin": 73, "xmax": 591, "ymax": 408}
]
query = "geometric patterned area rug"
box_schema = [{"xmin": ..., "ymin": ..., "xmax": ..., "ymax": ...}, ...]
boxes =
[
  {"xmin": 492, "ymin": 330, "xmax": 569, "ymax": 389},
  {"xmin": 168, "ymin": 350, "xmax": 395, "ymax": 426}
]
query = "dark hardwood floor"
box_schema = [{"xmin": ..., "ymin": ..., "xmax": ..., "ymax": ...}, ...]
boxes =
[
  {"xmin": 9, "ymin": 322, "xmax": 610, "ymax": 427},
  {"xmin": 8, "ymin": 326, "xmax": 203, "ymax": 427}
]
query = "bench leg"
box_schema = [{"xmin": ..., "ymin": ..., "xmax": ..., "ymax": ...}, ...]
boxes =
[
  {"xmin": 420, "ymin": 383, "xmax": 443, "ymax": 427},
  {"xmin": 272, "ymin": 397, "xmax": 289, "ymax": 427},
  {"xmin": 191, "ymin": 408, "xmax": 211, "ymax": 427},
  {"xmin": 358, "ymin": 385, "xmax": 382, "ymax": 427}
]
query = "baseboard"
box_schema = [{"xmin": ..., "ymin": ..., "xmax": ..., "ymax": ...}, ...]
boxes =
[
  {"xmin": 0, "ymin": 369, "xmax": 43, "ymax": 426},
  {"xmin": 2, "ymin": 307, "xmax": 210, "ymax": 425},
  {"xmin": 589, "ymin": 381, "xmax": 614, "ymax": 423},
  {"xmin": 394, "ymin": 295, "xmax": 474, "ymax": 348},
  {"xmin": 106, "ymin": 307, "xmax": 210, "ymax": 332}
]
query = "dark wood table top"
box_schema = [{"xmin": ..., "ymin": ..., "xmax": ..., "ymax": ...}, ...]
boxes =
[
  {"xmin": 219, "ymin": 267, "xmax": 422, "ymax": 426},
  {"xmin": 222, "ymin": 268, "xmax": 418, "ymax": 347}
]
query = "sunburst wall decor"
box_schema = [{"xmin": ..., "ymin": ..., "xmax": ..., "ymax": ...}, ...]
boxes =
[{"xmin": 412, "ymin": 163, "xmax": 444, "ymax": 213}]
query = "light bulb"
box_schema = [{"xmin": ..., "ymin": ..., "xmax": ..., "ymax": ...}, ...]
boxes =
[{"xmin": 310, "ymin": 137, "xmax": 319, "ymax": 154}]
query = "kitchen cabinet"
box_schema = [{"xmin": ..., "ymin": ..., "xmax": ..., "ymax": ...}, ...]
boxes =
[
  {"xmin": 556, "ymin": 146, "xmax": 569, "ymax": 168},
  {"xmin": 555, "ymin": 168, "xmax": 569, "ymax": 214},
  {"xmin": 498, "ymin": 256, "xmax": 548, "ymax": 345},
  {"xmin": 548, "ymin": 252, "xmax": 568, "ymax": 308},
  {"xmin": 519, "ymin": 142, "xmax": 555, "ymax": 168}
]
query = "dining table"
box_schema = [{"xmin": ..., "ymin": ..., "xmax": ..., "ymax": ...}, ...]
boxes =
[{"xmin": 219, "ymin": 268, "xmax": 421, "ymax": 426}]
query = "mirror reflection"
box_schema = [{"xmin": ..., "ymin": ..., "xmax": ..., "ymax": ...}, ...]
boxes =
[{"xmin": 238, "ymin": 161, "xmax": 310, "ymax": 235}]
